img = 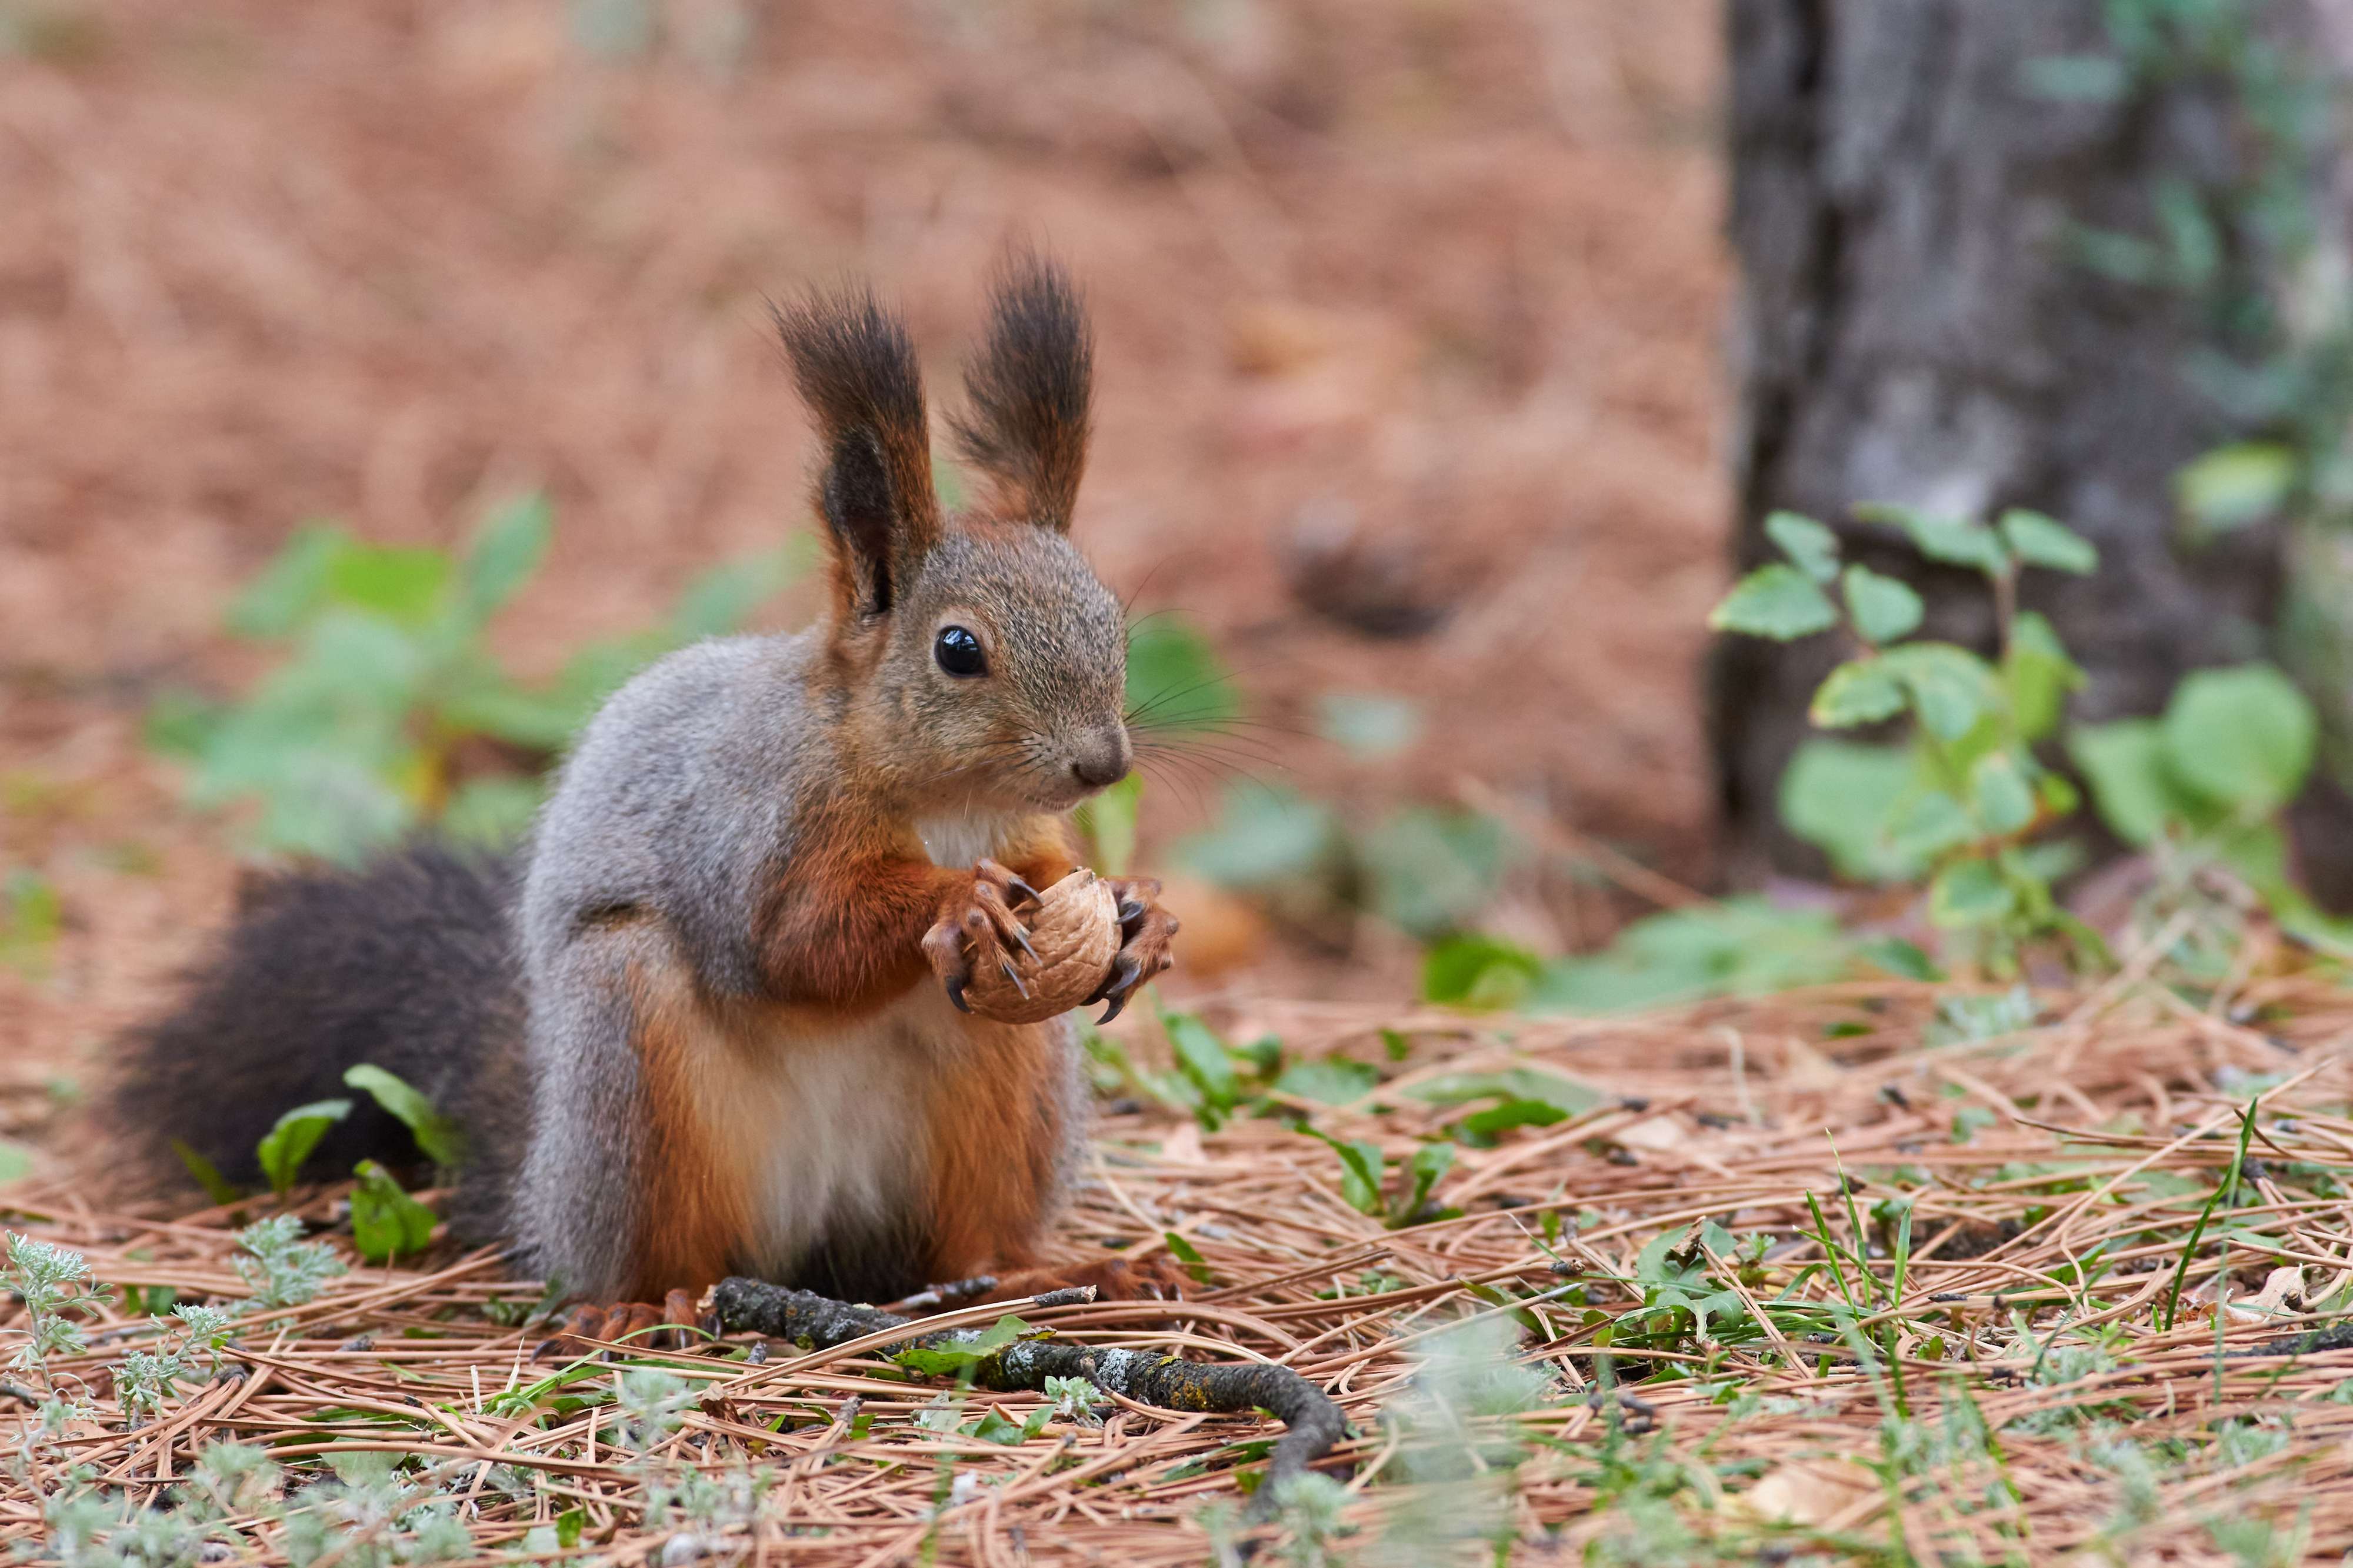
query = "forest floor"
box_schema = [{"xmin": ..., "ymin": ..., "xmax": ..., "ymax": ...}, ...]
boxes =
[
  {"xmin": 9, "ymin": 965, "xmax": 2353, "ymax": 1562},
  {"xmin": 0, "ymin": 0, "xmax": 1728, "ymax": 1159},
  {"xmin": 16, "ymin": 4, "xmax": 2345, "ymax": 1564}
]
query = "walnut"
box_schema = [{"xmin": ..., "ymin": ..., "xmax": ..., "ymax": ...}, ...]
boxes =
[{"xmin": 961, "ymin": 869, "xmax": 1121, "ymax": 1025}]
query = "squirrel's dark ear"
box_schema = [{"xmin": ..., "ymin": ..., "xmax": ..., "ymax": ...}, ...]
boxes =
[
  {"xmin": 949, "ymin": 255, "xmax": 1092, "ymax": 533},
  {"xmin": 773, "ymin": 288, "xmax": 941, "ymax": 618}
]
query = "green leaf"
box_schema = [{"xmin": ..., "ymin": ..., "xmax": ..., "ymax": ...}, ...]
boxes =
[
  {"xmin": 455, "ymin": 493, "xmax": 552, "ymax": 628},
  {"xmin": 1163, "ymin": 1012, "xmax": 1241, "ymax": 1127},
  {"xmin": 1172, "ymin": 785, "xmax": 1341, "ymax": 892},
  {"xmin": 2019, "ymin": 52, "xmax": 2129, "ymax": 102},
  {"xmin": 228, "ymin": 524, "xmax": 349, "ymax": 639},
  {"xmin": 2161, "ymin": 664, "xmax": 2316, "ymax": 815},
  {"xmin": 1532, "ymin": 898, "xmax": 1854, "ymax": 1012},
  {"xmin": 1073, "ymin": 773, "xmax": 1142, "ymax": 878},
  {"xmin": 1358, "ymin": 808, "xmax": 1507, "ymax": 939},
  {"xmin": 1315, "ymin": 692, "xmax": 1422, "ymax": 758},
  {"xmin": 1809, "ymin": 660, "xmax": 1907, "ymax": 728},
  {"xmin": 441, "ymin": 777, "xmax": 545, "ymax": 849},
  {"xmin": 2068, "ymin": 719, "xmax": 2176, "ymax": 846},
  {"xmin": 1163, "ymin": 1232, "xmax": 1215, "ymax": 1285},
  {"xmin": 1764, "ymin": 511, "xmax": 1841, "ymax": 582},
  {"xmin": 1881, "ymin": 643, "xmax": 1994, "ymax": 740},
  {"xmin": 1969, "ymin": 752, "xmax": 2037, "ymax": 835},
  {"xmin": 0, "ymin": 1138, "xmax": 32, "ymax": 1185},
  {"xmin": 1997, "ymin": 509, "xmax": 2098, "ymax": 574},
  {"xmin": 1708, "ymin": 565, "xmax": 1839, "ymax": 641},
  {"xmin": 1928, "ymin": 859, "xmax": 2015, "ymax": 929},
  {"xmin": 2003, "ymin": 612, "xmax": 2082, "ymax": 742},
  {"xmin": 1305, "ymin": 1129, "xmax": 1386, "ymax": 1216},
  {"xmin": 666, "ymin": 546, "xmax": 805, "ymax": 642},
  {"xmin": 343, "ymin": 1065, "xmax": 465, "ymax": 1168},
  {"xmin": 1421, "ymin": 933, "xmax": 1543, "ymax": 1009},
  {"xmin": 171, "ymin": 1140, "xmax": 242, "ymax": 1207},
  {"xmin": 969, "ymin": 1407, "xmax": 1031, "ymax": 1445},
  {"xmin": 324, "ymin": 545, "xmax": 451, "ymax": 628},
  {"xmin": 350, "ymin": 1160, "xmax": 438, "ymax": 1264},
  {"xmin": 895, "ymin": 1315, "xmax": 1031, "ymax": 1375},
  {"xmin": 1778, "ymin": 739, "xmax": 1915, "ymax": 880},
  {"xmin": 1884, "ymin": 788, "xmax": 1977, "ymax": 865},
  {"xmin": 1126, "ymin": 615, "xmax": 1238, "ymax": 732},
  {"xmin": 1859, "ymin": 936, "xmax": 1941, "ymax": 981},
  {"xmin": 2175, "ymin": 443, "xmax": 2297, "ymax": 535},
  {"xmin": 1409, "ymin": 1067, "xmax": 1600, "ymax": 1116},
  {"xmin": 1841, "ymin": 565, "xmax": 1923, "ymax": 645},
  {"xmin": 1391, "ymin": 1142, "xmax": 1455, "ymax": 1227},
  {"xmin": 1856, "ymin": 503, "xmax": 2009, "ymax": 575},
  {"xmin": 1271, "ymin": 1057, "xmax": 1381, "ymax": 1105},
  {"xmin": 555, "ymin": 1510, "xmax": 585, "ymax": 1550},
  {"xmin": 256, "ymin": 1099, "xmax": 352, "ymax": 1198},
  {"xmin": 1455, "ymin": 1099, "xmax": 1568, "ymax": 1140}
]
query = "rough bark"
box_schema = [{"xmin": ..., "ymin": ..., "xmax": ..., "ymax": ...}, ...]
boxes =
[
  {"xmin": 709, "ymin": 1277, "xmax": 1348, "ymax": 1514},
  {"xmin": 1713, "ymin": 0, "xmax": 2311, "ymax": 881}
]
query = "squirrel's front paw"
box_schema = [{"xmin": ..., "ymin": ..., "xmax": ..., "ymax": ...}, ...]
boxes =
[
  {"xmin": 921, "ymin": 858, "xmax": 1042, "ymax": 1013},
  {"xmin": 1088, "ymin": 876, "xmax": 1179, "ymax": 1025}
]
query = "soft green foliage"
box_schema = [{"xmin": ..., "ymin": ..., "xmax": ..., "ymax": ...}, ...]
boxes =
[
  {"xmin": 1174, "ymin": 787, "xmax": 1511, "ymax": 942},
  {"xmin": 2070, "ymin": 663, "xmax": 2333, "ymax": 932},
  {"xmin": 1, "ymin": 866, "xmax": 63, "ymax": 977},
  {"xmin": 5, "ymin": 1231, "xmax": 113, "ymax": 1378},
  {"xmin": 344, "ymin": 1063, "xmax": 465, "ymax": 1169},
  {"xmin": 1125, "ymin": 614, "xmax": 1238, "ymax": 731},
  {"xmin": 1306, "ymin": 1129, "xmax": 1457, "ymax": 1229},
  {"xmin": 1072, "ymin": 771, "xmax": 1142, "ymax": 877},
  {"xmin": 150, "ymin": 493, "xmax": 801, "ymax": 862},
  {"xmin": 232, "ymin": 1213, "xmax": 344, "ymax": 1310},
  {"xmin": 351, "ymin": 1159, "xmax": 438, "ymax": 1264},
  {"xmin": 255, "ymin": 1097, "xmax": 352, "ymax": 1197},
  {"xmin": 1718, "ymin": 502, "xmax": 2116, "ymax": 969}
]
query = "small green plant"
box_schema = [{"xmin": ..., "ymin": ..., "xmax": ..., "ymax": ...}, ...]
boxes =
[
  {"xmin": 4, "ymin": 1232, "xmax": 112, "ymax": 1383},
  {"xmin": 149, "ymin": 493, "xmax": 802, "ymax": 862},
  {"xmin": 230, "ymin": 1064, "xmax": 459, "ymax": 1260},
  {"xmin": 1714, "ymin": 505, "xmax": 2109, "ymax": 969},
  {"xmin": 0, "ymin": 866, "xmax": 62, "ymax": 978},
  {"xmin": 2070, "ymin": 663, "xmax": 2335, "ymax": 939},
  {"xmin": 1305, "ymin": 1130, "xmax": 1458, "ymax": 1230},
  {"xmin": 232, "ymin": 1213, "xmax": 344, "ymax": 1310}
]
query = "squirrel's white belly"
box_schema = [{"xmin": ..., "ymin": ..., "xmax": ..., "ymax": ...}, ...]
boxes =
[
  {"xmin": 705, "ymin": 983, "xmax": 968, "ymax": 1285},
  {"xmin": 915, "ymin": 812, "xmax": 1019, "ymax": 870}
]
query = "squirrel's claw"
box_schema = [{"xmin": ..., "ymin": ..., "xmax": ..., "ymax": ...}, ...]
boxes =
[
  {"xmin": 944, "ymin": 976, "xmax": 969, "ymax": 1013},
  {"xmin": 1092, "ymin": 877, "xmax": 1178, "ymax": 1026},
  {"xmin": 1003, "ymin": 872, "xmax": 1043, "ymax": 908}
]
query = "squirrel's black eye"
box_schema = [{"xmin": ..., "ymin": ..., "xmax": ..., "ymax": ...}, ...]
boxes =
[{"xmin": 934, "ymin": 625, "xmax": 987, "ymax": 678}]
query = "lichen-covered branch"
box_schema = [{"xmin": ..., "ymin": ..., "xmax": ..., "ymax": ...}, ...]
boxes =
[{"xmin": 709, "ymin": 1277, "xmax": 1347, "ymax": 1509}]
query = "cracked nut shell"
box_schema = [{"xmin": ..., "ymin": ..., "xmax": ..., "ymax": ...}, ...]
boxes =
[{"xmin": 960, "ymin": 869, "xmax": 1121, "ymax": 1025}]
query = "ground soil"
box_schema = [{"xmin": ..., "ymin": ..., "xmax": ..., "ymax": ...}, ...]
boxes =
[{"xmin": 0, "ymin": 1, "xmax": 1730, "ymax": 1150}]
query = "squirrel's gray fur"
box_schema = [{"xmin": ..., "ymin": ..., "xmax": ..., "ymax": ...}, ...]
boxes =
[{"xmin": 108, "ymin": 258, "xmax": 1142, "ymax": 1307}]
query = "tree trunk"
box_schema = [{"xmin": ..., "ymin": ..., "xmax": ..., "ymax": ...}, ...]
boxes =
[{"xmin": 1712, "ymin": 0, "xmax": 2334, "ymax": 885}]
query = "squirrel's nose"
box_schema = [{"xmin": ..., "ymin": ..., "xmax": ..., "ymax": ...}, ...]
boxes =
[{"xmin": 1068, "ymin": 729, "xmax": 1131, "ymax": 791}]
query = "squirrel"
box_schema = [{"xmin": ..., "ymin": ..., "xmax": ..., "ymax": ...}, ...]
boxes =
[{"xmin": 106, "ymin": 258, "xmax": 1187, "ymax": 1346}]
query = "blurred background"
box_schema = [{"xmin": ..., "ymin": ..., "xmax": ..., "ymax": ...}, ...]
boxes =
[
  {"xmin": 0, "ymin": 0, "xmax": 1724, "ymax": 1100},
  {"xmin": 9, "ymin": 1, "xmax": 2352, "ymax": 1160}
]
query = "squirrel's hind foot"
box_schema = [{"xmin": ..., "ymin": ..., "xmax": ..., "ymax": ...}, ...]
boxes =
[{"xmin": 532, "ymin": 1289, "xmax": 716, "ymax": 1362}]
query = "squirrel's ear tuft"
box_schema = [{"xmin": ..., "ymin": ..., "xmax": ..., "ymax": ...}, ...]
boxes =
[
  {"xmin": 772, "ymin": 288, "xmax": 941, "ymax": 618},
  {"xmin": 949, "ymin": 253, "xmax": 1092, "ymax": 533}
]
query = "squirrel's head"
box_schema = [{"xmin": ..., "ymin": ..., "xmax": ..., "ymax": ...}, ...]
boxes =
[{"xmin": 776, "ymin": 259, "xmax": 1130, "ymax": 816}]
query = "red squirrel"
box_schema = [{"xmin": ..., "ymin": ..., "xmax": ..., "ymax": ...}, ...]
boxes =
[{"xmin": 109, "ymin": 259, "xmax": 1185, "ymax": 1346}]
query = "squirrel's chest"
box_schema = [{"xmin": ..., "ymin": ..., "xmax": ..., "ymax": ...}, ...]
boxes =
[{"xmin": 686, "ymin": 986, "xmax": 968, "ymax": 1279}]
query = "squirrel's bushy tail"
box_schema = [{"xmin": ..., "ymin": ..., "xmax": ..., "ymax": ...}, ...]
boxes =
[{"xmin": 106, "ymin": 843, "xmax": 529, "ymax": 1240}]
